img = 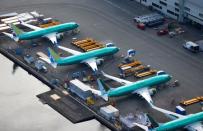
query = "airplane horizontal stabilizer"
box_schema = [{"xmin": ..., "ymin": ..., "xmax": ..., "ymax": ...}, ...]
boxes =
[
  {"xmin": 39, "ymin": 57, "xmax": 57, "ymax": 68},
  {"xmin": 2, "ymin": 32, "xmax": 19, "ymax": 42}
]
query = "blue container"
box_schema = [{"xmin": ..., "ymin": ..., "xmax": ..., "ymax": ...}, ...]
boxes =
[{"xmin": 175, "ymin": 106, "xmax": 186, "ymax": 115}]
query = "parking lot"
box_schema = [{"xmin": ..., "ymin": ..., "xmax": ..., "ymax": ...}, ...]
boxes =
[{"xmin": 1, "ymin": 0, "xmax": 203, "ymax": 128}]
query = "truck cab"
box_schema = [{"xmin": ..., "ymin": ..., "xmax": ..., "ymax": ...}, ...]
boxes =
[{"xmin": 183, "ymin": 41, "xmax": 200, "ymax": 53}]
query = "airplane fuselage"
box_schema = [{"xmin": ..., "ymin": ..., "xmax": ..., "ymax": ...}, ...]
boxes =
[
  {"xmin": 107, "ymin": 74, "xmax": 171, "ymax": 97},
  {"xmin": 155, "ymin": 111, "xmax": 203, "ymax": 131},
  {"xmin": 56, "ymin": 47, "xmax": 119, "ymax": 65},
  {"xmin": 18, "ymin": 22, "xmax": 79, "ymax": 40}
]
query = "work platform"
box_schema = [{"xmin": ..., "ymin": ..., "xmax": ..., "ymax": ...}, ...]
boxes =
[{"xmin": 37, "ymin": 89, "xmax": 95, "ymax": 123}]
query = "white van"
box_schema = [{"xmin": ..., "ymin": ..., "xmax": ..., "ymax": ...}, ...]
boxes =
[{"xmin": 183, "ymin": 41, "xmax": 200, "ymax": 53}]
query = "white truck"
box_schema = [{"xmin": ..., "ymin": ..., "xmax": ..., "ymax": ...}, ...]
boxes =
[{"xmin": 183, "ymin": 41, "xmax": 200, "ymax": 53}]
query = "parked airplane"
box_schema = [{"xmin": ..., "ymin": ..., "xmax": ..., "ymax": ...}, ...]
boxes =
[
  {"xmin": 3, "ymin": 21, "xmax": 79, "ymax": 44},
  {"xmin": 97, "ymin": 71, "xmax": 171, "ymax": 103},
  {"xmin": 134, "ymin": 104, "xmax": 203, "ymax": 131},
  {"xmin": 40, "ymin": 45, "xmax": 119, "ymax": 71}
]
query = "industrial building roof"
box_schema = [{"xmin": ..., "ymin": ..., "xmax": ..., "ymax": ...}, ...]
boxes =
[
  {"xmin": 70, "ymin": 79, "xmax": 91, "ymax": 92},
  {"xmin": 100, "ymin": 105, "xmax": 119, "ymax": 113},
  {"xmin": 187, "ymin": 0, "xmax": 203, "ymax": 9}
]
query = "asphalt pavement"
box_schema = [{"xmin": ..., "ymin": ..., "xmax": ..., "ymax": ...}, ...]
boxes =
[{"xmin": 1, "ymin": 0, "xmax": 203, "ymax": 129}]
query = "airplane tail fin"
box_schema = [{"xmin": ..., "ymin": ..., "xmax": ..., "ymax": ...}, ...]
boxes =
[
  {"xmin": 3, "ymin": 23, "xmax": 24, "ymax": 42},
  {"xmin": 10, "ymin": 23, "xmax": 24, "ymax": 36},
  {"xmin": 97, "ymin": 78, "xmax": 111, "ymax": 101},
  {"xmin": 47, "ymin": 48, "xmax": 61, "ymax": 68}
]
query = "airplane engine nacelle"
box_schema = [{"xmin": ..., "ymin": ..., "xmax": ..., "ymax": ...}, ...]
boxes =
[
  {"xmin": 156, "ymin": 70, "xmax": 166, "ymax": 76},
  {"xmin": 96, "ymin": 58, "xmax": 104, "ymax": 66},
  {"xmin": 56, "ymin": 33, "xmax": 64, "ymax": 39}
]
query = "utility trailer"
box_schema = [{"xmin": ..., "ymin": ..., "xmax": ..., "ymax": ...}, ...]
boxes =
[
  {"xmin": 135, "ymin": 69, "xmax": 157, "ymax": 78},
  {"xmin": 118, "ymin": 60, "xmax": 142, "ymax": 69},
  {"xmin": 72, "ymin": 38, "xmax": 104, "ymax": 52}
]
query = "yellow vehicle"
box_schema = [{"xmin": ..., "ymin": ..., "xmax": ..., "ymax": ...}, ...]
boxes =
[
  {"xmin": 180, "ymin": 97, "xmax": 203, "ymax": 106},
  {"xmin": 120, "ymin": 65, "xmax": 150, "ymax": 78},
  {"xmin": 132, "ymin": 65, "xmax": 148, "ymax": 72},
  {"xmin": 79, "ymin": 41, "xmax": 96, "ymax": 48},
  {"xmin": 86, "ymin": 97, "xmax": 95, "ymax": 105},
  {"xmin": 119, "ymin": 60, "xmax": 142, "ymax": 68},
  {"xmin": 72, "ymin": 38, "xmax": 104, "ymax": 52},
  {"xmin": 73, "ymin": 39, "xmax": 92, "ymax": 46},
  {"xmin": 135, "ymin": 69, "xmax": 157, "ymax": 78},
  {"xmin": 83, "ymin": 44, "xmax": 100, "ymax": 50},
  {"xmin": 39, "ymin": 21, "xmax": 60, "ymax": 28}
]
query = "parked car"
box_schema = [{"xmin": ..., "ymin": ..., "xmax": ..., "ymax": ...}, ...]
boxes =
[
  {"xmin": 23, "ymin": 54, "xmax": 34, "ymax": 64},
  {"xmin": 137, "ymin": 23, "xmax": 145, "ymax": 30},
  {"xmin": 34, "ymin": 60, "xmax": 48, "ymax": 73},
  {"xmin": 157, "ymin": 29, "xmax": 168, "ymax": 36},
  {"xmin": 183, "ymin": 41, "xmax": 200, "ymax": 53}
]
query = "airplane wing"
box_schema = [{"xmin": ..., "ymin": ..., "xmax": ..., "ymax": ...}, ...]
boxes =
[
  {"xmin": 20, "ymin": 21, "xmax": 42, "ymax": 30},
  {"xmin": 58, "ymin": 45, "xmax": 82, "ymax": 55},
  {"xmin": 135, "ymin": 88, "xmax": 153, "ymax": 104},
  {"xmin": 101, "ymin": 71, "xmax": 132, "ymax": 85},
  {"xmin": 44, "ymin": 33, "xmax": 58, "ymax": 44},
  {"xmin": 82, "ymin": 58, "xmax": 98, "ymax": 71},
  {"xmin": 186, "ymin": 122, "xmax": 203, "ymax": 131},
  {"xmin": 21, "ymin": 21, "xmax": 58, "ymax": 44},
  {"xmin": 151, "ymin": 104, "xmax": 185, "ymax": 120}
]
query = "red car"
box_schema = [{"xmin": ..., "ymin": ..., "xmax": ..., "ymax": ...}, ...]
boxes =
[
  {"xmin": 157, "ymin": 29, "xmax": 168, "ymax": 36},
  {"xmin": 137, "ymin": 23, "xmax": 145, "ymax": 30}
]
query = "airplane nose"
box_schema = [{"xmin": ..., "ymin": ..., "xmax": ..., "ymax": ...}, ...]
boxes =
[{"xmin": 75, "ymin": 23, "xmax": 79, "ymax": 27}]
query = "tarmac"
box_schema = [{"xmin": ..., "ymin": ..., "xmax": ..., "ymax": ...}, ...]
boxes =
[{"xmin": 1, "ymin": 0, "xmax": 203, "ymax": 130}]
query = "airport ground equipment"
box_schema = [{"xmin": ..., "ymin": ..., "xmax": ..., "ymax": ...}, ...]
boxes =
[
  {"xmin": 23, "ymin": 54, "xmax": 34, "ymax": 64},
  {"xmin": 119, "ymin": 65, "xmax": 150, "ymax": 78},
  {"xmin": 118, "ymin": 60, "xmax": 142, "ymax": 68},
  {"xmin": 39, "ymin": 20, "xmax": 60, "ymax": 28},
  {"xmin": 100, "ymin": 105, "xmax": 119, "ymax": 120},
  {"xmin": 135, "ymin": 69, "xmax": 157, "ymax": 78},
  {"xmin": 180, "ymin": 96, "xmax": 203, "ymax": 106},
  {"xmin": 175, "ymin": 106, "xmax": 186, "ymax": 115},
  {"xmin": 72, "ymin": 38, "xmax": 104, "ymax": 52}
]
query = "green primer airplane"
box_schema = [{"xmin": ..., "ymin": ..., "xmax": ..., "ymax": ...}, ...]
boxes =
[
  {"xmin": 40, "ymin": 45, "xmax": 119, "ymax": 71},
  {"xmin": 134, "ymin": 105, "xmax": 203, "ymax": 131},
  {"xmin": 96, "ymin": 71, "xmax": 171, "ymax": 103},
  {"xmin": 3, "ymin": 21, "xmax": 79, "ymax": 44}
]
